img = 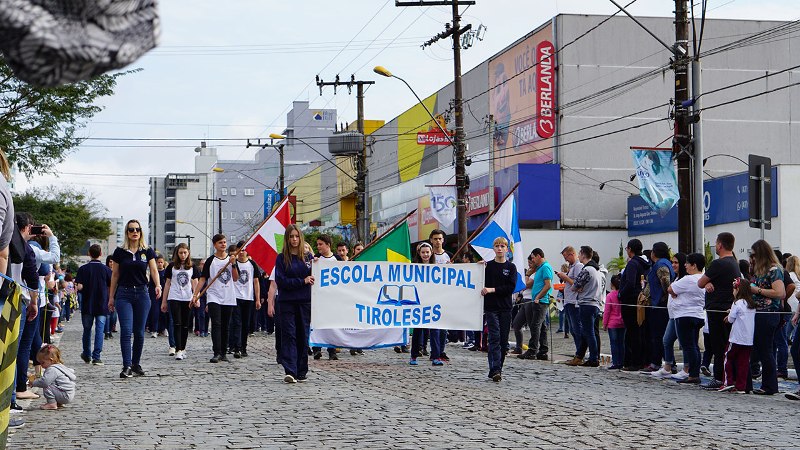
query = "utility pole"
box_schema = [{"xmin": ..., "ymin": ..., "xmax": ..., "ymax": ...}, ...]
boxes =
[
  {"xmin": 316, "ymin": 74, "xmax": 375, "ymax": 244},
  {"xmin": 674, "ymin": 0, "xmax": 693, "ymax": 254},
  {"xmin": 198, "ymin": 196, "xmax": 227, "ymax": 234},
  {"xmin": 396, "ymin": 0, "xmax": 475, "ymax": 250},
  {"xmin": 246, "ymin": 139, "xmax": 285, "ymax": 200}
]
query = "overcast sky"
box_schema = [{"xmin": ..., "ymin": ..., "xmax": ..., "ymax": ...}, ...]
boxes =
[{"xmin": 15, "ymin": 0, "xmax": 797, "ymax": 227}]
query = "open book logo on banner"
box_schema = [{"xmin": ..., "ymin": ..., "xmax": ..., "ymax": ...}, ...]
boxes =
[
  {"xmin": 631, "ymin": 148, "xmax": 679, "ymax": 218},
  {"xmin": 377, "ymin": 284, "xmax": 420, "ymax": 307}
]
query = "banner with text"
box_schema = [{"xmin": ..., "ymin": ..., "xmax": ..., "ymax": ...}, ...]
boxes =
[
  {"xmin": 428, "ymin": 185, "xmax": 457, "ymax": 226},
  {"xmin": 311, "ymin": 261, "xmax": 485, "ymax": 330},
  {"xmin": 631, "ymin": 148, "xmax": 679, "ymax": 218}
]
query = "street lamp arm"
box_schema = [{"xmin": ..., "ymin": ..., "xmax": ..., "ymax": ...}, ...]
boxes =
[
  {"xmin": 599, "ymin": 179, "xmax": 639, "ymax": 190},
  {"xmin": 390, "ymin": 73, "xmax": 455, "ymax": 149},
  {"xmin": 702, "ymin": 154, "xmax": 747, "ymax": 167},
  {"xmin": 285, "ymin": 136, "xmax": 358, "ymax": 183}
]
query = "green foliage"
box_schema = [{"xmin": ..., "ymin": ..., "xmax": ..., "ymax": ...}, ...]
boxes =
[
  {"xmin": 606, "ymin": 241, "xmax": 627, "ymax": 274},
  {"xmin": 0, "ymin": 58, "xmax": 138, "ymax": 177},
  {"xmin": 704, "ymin": 241, "xmax": 714, "ymax": 267},
  {"xmin": 13, "ymin": 186, "xmax": 111, "ymax": 257}
]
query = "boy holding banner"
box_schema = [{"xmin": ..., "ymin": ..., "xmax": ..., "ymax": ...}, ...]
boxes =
[{"xmin": 481, "ymin": 237, "xmax": 518, "ymax": 382}]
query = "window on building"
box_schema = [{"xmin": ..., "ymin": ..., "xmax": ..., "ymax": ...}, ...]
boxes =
[
  {"xmin": 244, "ymin": 188, "xmax": 255, "ymax": 196},
  {"xmin": 221, "ymin": 187, "xmax": 228, "ymax": 196},
  {"xmin": 221, "ymin": 212, "xmax": 227, "ymax": 219},
  {"xmin": 230, "ymin": 188, "xmax": 237, "ymax": 196}
]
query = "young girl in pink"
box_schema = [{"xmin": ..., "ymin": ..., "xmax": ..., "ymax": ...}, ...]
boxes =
[{"xmin": 603, "ymin": 275, "xmax": 624, "ymax": 369}]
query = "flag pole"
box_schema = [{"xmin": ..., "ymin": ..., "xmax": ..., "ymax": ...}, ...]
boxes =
[
  {"xmin": 451, "ymin": 182, "xmax": 520, "ymax": 262},
  {"xmin": 352, "ymin": 209, "xmax": 417, "ymax": 261},
  {"xmin": 194, "ymin": 188, "xmax": 296, "ymax": 302}
]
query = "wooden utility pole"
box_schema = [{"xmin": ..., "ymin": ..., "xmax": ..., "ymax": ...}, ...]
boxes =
[
  {"xmin": 316, "ymin": 75, "xmax": 374, "ymax": 244},
  {"xmin": 396, "ymin": 0, "xmax": 475, "ymax": 250}
]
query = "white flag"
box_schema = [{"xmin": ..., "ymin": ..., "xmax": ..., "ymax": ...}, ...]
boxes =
[{"xmin": 428, "ymin": 185, "xmax": 457, "ymax": 226}]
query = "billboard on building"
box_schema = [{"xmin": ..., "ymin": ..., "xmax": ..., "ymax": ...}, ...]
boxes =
[
  {"xmin": 397, "ymin": 94, "xmax": 439, "ymax": 182},
  {"xmin": 489, "ymin": 23, "xmax": 555, "ymax": 169}
]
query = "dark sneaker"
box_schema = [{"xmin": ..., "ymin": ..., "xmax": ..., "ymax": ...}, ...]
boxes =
[
  {"xmin": 701, "ymin": 379, "xmax": 724, "ymax": 390},
  {"xmin": 241, "ymin": 351, "xmax": 248, "ymax": 358},
  {"xmin": 751, "ymin": 371, "xmax": 762, "ymax": 380},
  {"xmin": 581, "ymin": 360, "xmax": 600, "ymax": 367},
  {"xmin": 439, "ymin": 352, "xmax": 449, "ymax": 361},
  {"xmin": 210, "ymin": 355, "xmax": 220, "ymax": 363},
  {"xmin": 467, "ymin": 345, "xmax": 478, "ymax": 352},
  {"xmin": 700, "ymin": 365, "xmax": 711, "ymax": 376},
  {"xmin": 785, "ymin": 390, "xmax": 800, "ymax": 400},
  {"xmin": 296, "ymin": 376, "xmax": 307, "ymax": 383},
  {"xmin": 401, "ymin": 346, "xmax": 409, "ymax": 353},
  {"xmin": 350, "ymin": 349, "xmax": 358, "ymax": 356},
  {"xmin": 219, "ymin": 355, "xmax": 229, "ymax": 362},
  {"xmin": 234, "ymin": 351, "xmax": 242, "ymax": 359},
  {"xmin": 393, "ymin": 346, "xmax": 402, "ymax": 354},
  {"xmin": 676, "ymin": 377, "xmax": 701, "ymax": 384},
  {"xmin": 421, "ymin": 349, "xmax": 429, "ymax": 356},
  {"xmin": 329, "ymin": 353, "xmax": 339, "ymax": 361},
  {"xmin": 131, "ymin": 365, "xmax": 145, "ymax": 376},
  {"xmin": 10, "ymin": 403, "xmax": 22, "ymax": 411},
  {"xmin": 753, "ymin": 388, "xmax": 774, "ymax": 395},
  {"xmin": 314, "ymin": 350, "xmax": 323, "ymax": 360},
  {"xmin": 517, "ymin": 350, "xmax": 535, "ymax": 360},
  {"xmin": 80, "ymin": 353, "xmax": 91, "ymax": 363},
  {"xmin": 91, "ymin": 359, "xmax": 104, "ymax": 366},
  {"xmin": 120, "ymin": 367, "xmax": 133, "ymax": 378},
  {"xmin": 536, "ymin": 354, "xmax": 549, "ymax": 361},
  {"xmin": 492, "ymin": 372, "xmax": 502, "ymax": 382}
]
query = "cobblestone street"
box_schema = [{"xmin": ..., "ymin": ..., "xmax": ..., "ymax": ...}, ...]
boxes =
[{"xmin": 11, "ymin": 319, "xmax": 799, "ymax": 449}]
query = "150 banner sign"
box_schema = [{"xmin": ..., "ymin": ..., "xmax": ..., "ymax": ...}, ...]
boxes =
[{"xmin": 311, "ymin": 261, "xmax": 485, "ymax": 330}]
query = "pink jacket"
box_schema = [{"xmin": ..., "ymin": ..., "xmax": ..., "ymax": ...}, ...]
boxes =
[{"xmin": 603, "ymin": 290, "xmax": 624, "ymax": 329}]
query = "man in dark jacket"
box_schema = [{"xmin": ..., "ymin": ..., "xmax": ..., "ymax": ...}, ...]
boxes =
[{"xmin": 618, "ymin": 239, "xmax": 650, "ymax": 371}]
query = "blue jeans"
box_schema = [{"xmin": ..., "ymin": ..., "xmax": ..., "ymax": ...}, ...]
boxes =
[
  {"xmin": 485, "ymin": 311, "xmax": 511, "ymax": 375},
  {"xmin": 662, "ymin": 318, "xmax": 678, "ymax": 366},
  {"xmin": 608, "ymin": 328, "xmax": 625, "ymax": 367},
  {"xmin": 751, "ymin": 312, "xmax": 780, "ymax": 394},
  {"xmin": 565, "ymin": 303, "xmax": 582, "ymax": 355},
  {"xmin": 15, "ymin": 309, "xmax": 38, "ymax": 394},
  {"xmin": 115, "ymin": 286, "xmax": 150, "ymax": 368},
  {"xmin": 105, "ymin": 311, "xmax": 117, "ymax": 333},
  {"xmin": 81, "ymin": 314, "xmax": 106, "ymax": 361},
  {"xmin": 430, "ymin": 329, "xmax": 444, "ymax": 359},
  {"xmin": 579, "ymin": 305, "xmax": 599, "ymax": 363},
  {"xmin": 676, "ymin": 316, "xmax": 704, "ymax": 378}
]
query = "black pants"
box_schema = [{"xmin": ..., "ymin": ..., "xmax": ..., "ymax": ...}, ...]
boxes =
[
  {"xmin": 647, "ymin": 307, "xmax": 670, "ymax": 366},
  {"xmin": 621, "ymin": 300, "xmax": 646, "ymax": 368},
  {"xmin": 168, "ymin": 300, "xmax": 191, "ymax": 351},
  {"xmin": 236, "ymin": 299, "xmax": 253, "ymax": 352},
  {"xmin": 706, "ymin": 310, "xmax": 731, "ymax": 382},
  {"xmin": 274, "ymin": 301, "xmax": 282, "ymax": 363},
  {"xmin": 207, "ymin": 303, "xmax": 234, "ymax": 357},
  {"xmin": 747, "ymin": 312, "xmax": 780, "ymax": 393},
  {"xmin": 279, "ymin": 302, "xmax": 311, "ymax": 378}
]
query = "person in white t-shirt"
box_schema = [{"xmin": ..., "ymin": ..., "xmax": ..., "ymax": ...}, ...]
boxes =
[
  {"xmin": 720, "ymin": 278, "xmax": 757, "ymax": 393},
  {"xmin": 311, "ymin": 234, "xmax": 341, "ymax": 361},
  {"xmin": 667, "ymin": 253, "xmax": 707, "ymax": 385},
  {"xmin": 194, "ymin": 234, "xmax": 239, "ymax": 363},
  {"xmin": 230, "ymin": 241, "xmax": 261, "ymax": 358},
  {"xmin": 429, "ymin": 229, "xmax": 451, "ymax": 363},
  {"xmin": 161, "ymin": 243, "xmax": 199, "ymax": 361}
]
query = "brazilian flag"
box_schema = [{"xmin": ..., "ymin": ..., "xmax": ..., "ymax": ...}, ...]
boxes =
[{"xmin": 353, "ymin": 221, "xmax": 412, "ymax": 262}]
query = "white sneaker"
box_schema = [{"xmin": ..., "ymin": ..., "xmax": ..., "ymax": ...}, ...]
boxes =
[
  {"xmin": 650, "ymin": 368, "xmax": 673, "ymax": 379},
  {"xmin": 168, "ymin": 347, "xmax": 176, "ymax": 356},
  {"xmin": 670, "ymin": 371, "xmax": 689, "ymax": 380},
  {"xmin": 151, "ymin": 332, "xmax": 157, "ymax": 338},
  {"xmin": 175, "ymin": 351, "xmax": 185, "ymax": 360}
]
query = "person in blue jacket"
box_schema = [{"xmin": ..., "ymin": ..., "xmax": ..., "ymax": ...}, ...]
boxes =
[{"xmin": 274, "ymin": 224, "xmax": 314, "ymax": 384}]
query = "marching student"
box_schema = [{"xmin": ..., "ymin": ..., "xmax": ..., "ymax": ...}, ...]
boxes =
[
  {"xmin": 194, "ymin": 234, "xmax": 239, "ymax": 363},
  {"xmin": 311, "ymin": 234, "xmax": 341, "ymax": 361},
  {"xmin": 76, "ymin": 244, "xmax": 112, "ymax": 366},
  {"xmin": 409, "ymin": 242, "xmax": 434, "ymax": 366},
  {"xmin": 429, "ymin": 229, "xmax": 452, "ymax": 362},
  {"xmin": 230, "ymin": 241, "xmax": 261, "ymax": 358},
  {"xmin": 481, "ymin": 237, "xmax": 518, "ymax": 382},
  {"xmin": 161, "ymin": 243, "xmax": 200, "ymax": 361},
  {"xmin": 275, "ymin": 224, "xmax": 314, "ymax": 383}
]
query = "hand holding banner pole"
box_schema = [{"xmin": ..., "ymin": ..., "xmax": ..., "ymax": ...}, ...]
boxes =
[
  {"xmin": 193, "ymin": 188, "xmax": 296, "ymax": 304},
  {"xmin": 451, "ymin": 182, "xmax": 520, "ymax": 262}
]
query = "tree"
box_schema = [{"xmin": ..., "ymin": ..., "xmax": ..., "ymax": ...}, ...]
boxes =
[
  {"xmin": 606, "ymin": 241, "xmax": 627, "ymax": 275},
  {"xmin": 13, "ymin": 186, "xmax": 111, "ymax": 257},
  {"xmin": 0, "ymin": 58, "xmax": 137, "ymax": 177}
]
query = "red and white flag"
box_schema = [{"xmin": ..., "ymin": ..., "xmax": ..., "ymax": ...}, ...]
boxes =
[{"xmin": 243, "ymin": 198, "xmax": 291, "ymax": 278}]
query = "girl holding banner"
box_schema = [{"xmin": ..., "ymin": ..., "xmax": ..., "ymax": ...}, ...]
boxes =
[
  {"xmin": 409, "ymin": 243, "xmax": 434, "ymax": 366},
  {"xmin": 274, "ymin": 225, "xmax": 314, "ymax": 384}
]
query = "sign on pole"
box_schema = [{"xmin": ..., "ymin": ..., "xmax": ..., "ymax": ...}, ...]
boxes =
[{"xmin": 748, "ymin": 154, "xmax": 772, "ymax": 233}]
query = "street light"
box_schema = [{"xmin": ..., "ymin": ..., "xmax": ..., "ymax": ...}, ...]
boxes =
[
  {"xmin": 175, "ymin": 219, "xmax": 212, "ymax": 239},
  {"xmin": 373, "ymin": 66, "xmax": 455, "ymax": 147},
  {"xmin": 599, "ymin": 179, "xmax": 639, "ymax": 192},
  {"xmin": 269, "ymin": 133, "xmax": 356, "ymax": 182},
  {"xmin": 702, "ymin": 154, "xmax": 747, "ymax": 167},
  {"xmin": 246, "ymin": 136, "xmax": 286, "ymax": 200}
]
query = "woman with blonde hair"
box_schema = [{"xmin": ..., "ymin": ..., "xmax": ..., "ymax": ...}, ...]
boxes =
[
  {"xmin": 748, "ymin": 239, "xmax": 785, "ymax": 395},
  {"xmin": 109, "ymin": 219, "xmax": 160, "ymax": 379},
  {"xmin": 0, "ymin": 148, "xmax": 14, "ymax": 294},
  {"xmin": 274, "ymin": 224, "xmax": 313, "ymax": 383}
]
